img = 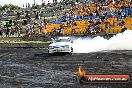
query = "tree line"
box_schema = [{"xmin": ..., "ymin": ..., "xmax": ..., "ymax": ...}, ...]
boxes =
[{"xmin": 0, "ymin": 4, "xmax": 21, "ymax": 11}]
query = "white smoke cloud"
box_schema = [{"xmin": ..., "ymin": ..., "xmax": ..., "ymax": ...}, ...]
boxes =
[{"xmin": 72, "ymin": 30, "xmax": 132, "ymax": 53}]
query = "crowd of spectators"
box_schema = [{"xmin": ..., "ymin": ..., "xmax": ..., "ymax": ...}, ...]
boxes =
[
  {"xmin": 0, "ymin": 0, "xmax": 131, "ymax": 38},
  {"xmin": 61, "ymin": 0, "xmax": 131, "ymax": 34}
]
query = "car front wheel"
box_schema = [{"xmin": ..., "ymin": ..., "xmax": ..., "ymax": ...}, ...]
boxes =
[{"xmin": 48, "ymin": 50, "xmax": 53, "ymax": 56}]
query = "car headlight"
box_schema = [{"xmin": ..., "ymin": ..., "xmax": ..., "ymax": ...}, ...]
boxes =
[
  {"xmin": 49, "ymin": 46, "xmax": 53, "ymax": 49},
  {"xmin": 65, "ymin": 45, "xmax": 69, "ymax": 48}
]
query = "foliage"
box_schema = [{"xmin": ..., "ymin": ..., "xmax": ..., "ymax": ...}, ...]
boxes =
[{"xmin": 0, "ymin": 4, "xmax": 21, "ymax": 11}]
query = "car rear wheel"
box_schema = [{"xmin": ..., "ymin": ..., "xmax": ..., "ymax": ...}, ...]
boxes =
[
  {"xmin": 68, "ymin": 52, "xmax": 72, "ymax": 55},
  {"xmin": 71, "ymin": 47, "xmax": 73, "ymax": 52},
  {"xmin": 48, "ymin": 50, "xmax": 53, "ymax": 56},
  {"xmin": 68, "ymin": 47, "xmax": 73, "ymax": 55}
]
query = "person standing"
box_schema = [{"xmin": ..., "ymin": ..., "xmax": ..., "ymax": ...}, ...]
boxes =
[
  {"xmin": 0, "ymin": 26, "xmax": 3, "ymax": 38},
  {"xmin": 6, "ymin": 27, "xmax": 10, "ymax": 38},
  {"xmin": 121, "ymin": 26, "xmax": 127, "ymax": 33}
]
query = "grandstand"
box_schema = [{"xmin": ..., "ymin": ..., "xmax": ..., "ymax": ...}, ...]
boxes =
[
  {"xmin": 38, "ymin": 0, "xmax": 132, "ymax": 36},
  {"xmin": 0, "ymin": 0, "xmax": 131, "ymax": 37}
]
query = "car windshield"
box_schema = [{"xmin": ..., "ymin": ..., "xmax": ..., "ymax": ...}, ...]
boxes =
[{"xmin": 55, "ymin": 39, "xmax": 70, "ymax": 42}]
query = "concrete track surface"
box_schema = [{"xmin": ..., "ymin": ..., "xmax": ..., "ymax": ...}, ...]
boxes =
[{"xmin": 0, "ymin": 48, "xmax": 131, "ymax": 88}]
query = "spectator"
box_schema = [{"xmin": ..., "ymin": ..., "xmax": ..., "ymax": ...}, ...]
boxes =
[
  {"xmin": 5, "ymin": 27, "xmax": 10, "ymax": 38},
  {"xmin": 0, "ymin": 26, "xmax": 3, "ymax": 38},
  {"xmin": 121, "ymin": 26, "xmax": 127, "ymax": 33}
]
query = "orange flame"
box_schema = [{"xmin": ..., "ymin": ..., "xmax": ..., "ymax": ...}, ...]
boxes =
[{"xmin": 78, "ymin": 66, "xmax": 86, "ymax": 76}]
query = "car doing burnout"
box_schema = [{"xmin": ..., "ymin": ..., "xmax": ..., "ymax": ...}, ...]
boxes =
[{"xmin": 48, "ymin": 37, "xmax": 73, "ymax": 55}]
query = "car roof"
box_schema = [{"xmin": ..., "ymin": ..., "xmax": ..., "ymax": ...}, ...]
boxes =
[
  {"xmin": 51, "ymin": 37, "xmax": 71, "ymax": 41},
  {"xmin": 58, "ymin": 37, "xmax": 70, "ymax": 39}
]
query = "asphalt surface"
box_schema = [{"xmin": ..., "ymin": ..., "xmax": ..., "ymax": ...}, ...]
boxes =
[{"xmin": 0, "ymin": 48, "xmax": 132, "ymax": 88}]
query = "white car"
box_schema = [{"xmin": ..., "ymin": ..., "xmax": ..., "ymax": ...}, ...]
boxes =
[{"xmin": 48, "ymin": 37, "xmax": 73, "ymax": 55}]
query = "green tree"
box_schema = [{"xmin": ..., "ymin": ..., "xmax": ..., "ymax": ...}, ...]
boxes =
[
  {"xmin": 0, "ymin": 5, "xmax": 2, "ymax": 10},
  {"xmin": 2, "ymin": 4, "xmax": 9, "ymax": 10},
  {"xmin": 1, "ymin": 4, "xmax": 21, "ymax": 11}
]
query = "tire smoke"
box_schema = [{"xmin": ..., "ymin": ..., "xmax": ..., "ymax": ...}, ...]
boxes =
[{"xmin": 72, "ymin": 30, "xmax": 132, "ymax": 53}]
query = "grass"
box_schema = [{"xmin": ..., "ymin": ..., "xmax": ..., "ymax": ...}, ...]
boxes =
[{"xmin": 0, "ymin": 40, "xmax": 51, "ymax": 44}]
